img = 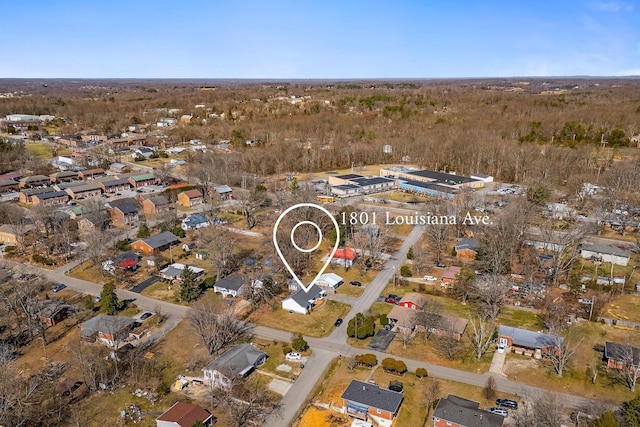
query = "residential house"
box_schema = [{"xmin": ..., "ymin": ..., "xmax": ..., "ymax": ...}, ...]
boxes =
[
  {"xmin": 32, "ymin": 299, "xmax": 72, "ymax": 327},
  {"xmin": 102, "ymin": 251, "xmax": 140, "ymax": 274},
  {"xmin": 99, "ymin": 178, "xmax": 131, "ymax": 194},
  {"xmin": 65, "ymin": 184, "xmax": 102, "ymax": 200},
  {"xmin": 455, "ymin": 238, "xmax": 479, "ymax": 262},
  {"xmin": 109, "ymin": 162, "xmax": 129, "ymax": 174},
  {"xmin": 182, "ymin": 242, "xmax": 196, "ymax": 252},
  {"xmin": 78, "ymin": 168, "xmax": 105, "ymax": 180},
  {"xmin": 79, "ymin": 314, "xmax": 137, "ymax": 347},
  {"xmin": 388, "ymin": 305, "xmax": 467, "ymax": 340},
  {"xmin": 281, "ymin": 284, "xmax": 326, "ymax": 314},
  {"xmin": 131, "ymin": 147, "xmax": 155, "ymax": 159},
  {"xmin": 213, "ymin": 274, "xmax": 247, "ymax": 298},
  {"xmin": 0, "ymin": 179, "xmax": 20, "ymax": 193},
  {"xmin": 53, "ymin": 180, "xmax": 86, "ymax": 192},
  {"xmin": 433, "ymin": 395, "xmax": 504, "ymax": 427},
  {"xmin": 129, "ymin": 173, "xmax": 156, "ymax": 188},
  {"xmin": 211, "ymin": 184, "xmax": 233, "ymax": 201},
  {"xmin": 202, "ymin": 343, "xmax": 266, "ymax": 387},
  {"xmin": 0, "ymin": 224, "xmax": 30, "ymax": 245},
  {"xmin": 180, "ymin": 114, "xmax": 193, "ymax": 123},
  {"xmin": 604, "ymin": 342, "xmax": 640, "ymax": 371},
  {"xmin": 399, "ymin": 292, "xmax": 428, "ymax": 310},
  {"xmin": 78, "ymin": 212, "xmax": 110, "ymax": 235},
  {"xmin": 341, "ymin": 380, "xmax": 404, "ymax": 427},
  {"xmin": 108, "ymin": 199, "xmax": 139, "ymax": 224},
  {"xmin": 580, "ymin": 243, "xmax": 631, "ymax": 266},
  {"xmin": 19, "ymin": 175, "xmax": 50, "ymax": 188},
  {"xmin": 160, "ymin": 263, "xmax": 205, "ymax": 282},
  {"xmin": 181, "ymin": 214, "xmax": 211, "ymax": 231},
  {"xmin": 31, "ymin": 190, "xmax": 70, "ymax": 207},
  {"xmin": 331, "ymin": 248, "xmax": 357, "ymax": 268},
  {"xmin": 441, "ymin": 266, "xmax": 461, "ymax": 288},
  {"xmin": 156, "ymin": 402, "xmax": 215, "ymax": 427},
  {"xmin": 316, "ymin": 273, "xmax": 344, "ymax": 290},
  {"xmin": 49, "ymin": 170, "xmax": 78, "ymax": 183},
  {"xmin": 142, "ymin": 195, "xmax": 171, "ymax": 216},
  {"xmin": 498, "ymin": 325, "xmax": 560, "ymax": 358},
  {"xmin": 177, "ymin": 189, "xmax": 203, "ymax": 207},
  {"xmin": 131, "ymin": 231, "xmax": 180, "ymax": 256}
]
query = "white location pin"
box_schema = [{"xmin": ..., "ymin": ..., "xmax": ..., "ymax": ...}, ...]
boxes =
[{"xmin": 273, "ymin": 203, "xmax": 340, "ymax": 293}]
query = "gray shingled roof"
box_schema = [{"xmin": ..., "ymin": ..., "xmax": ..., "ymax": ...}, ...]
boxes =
[
  {"xmin": 580, "ymin": 243, "xmax": 631, "ymax": 258},
  {"xmin": 605, "ymin": 342, "xmax": 640, "ymax": 366},
  {"xmin": 498, "ymin": 325, "xmax": 560, "ymax": 349},
  {"xmin": 341, "ymin": 380, "xmax": 403, "ymax": 414},
  {"xmin": 79, "ymin": 314, "xmax": 136, "ymax": 338},
  {"xmin": 288, "ymin": 284, "xmax": 323, "ymax": 307},
  {"xmin": 34, "ymin": 191, "xmax": 68, "ymax": 200},
  {"xmin": 433, "ymin": 395, "xmax": 504, "ymax": 427},
  {"xmin": 141, "ymin": 231, "xmax": 180, "ymax": 249},
  {"xmin": 214, "ymin": 274, "xmax": 246, "ymax": 292},
  {"xmin": 203, "ymin": 343, "xmax": 266, "ymax": 377}
]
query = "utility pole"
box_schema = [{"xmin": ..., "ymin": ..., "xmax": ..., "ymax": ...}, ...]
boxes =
[{"xmin": 589, "ymin": 296, "xmax": 596, "ymax": 322}]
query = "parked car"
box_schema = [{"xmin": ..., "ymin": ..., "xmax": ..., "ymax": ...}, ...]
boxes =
[
  {"xmin": 497, "ymin": 344, "xmax": 506, "ymax": 353},
  {"xmin": 350, "ymin": 281, "xmax": 362, "ymax": 286},
  {"xmin": 486, "ymin": 407, "xmax": 508, "ymax": 417},
  {"xmin": 385, "ymin": 295, "xmax": 400, "ymax": 304},
  {"xmin": 496, "ymin": 399, "xmax": 518, "ymax": 409},
  {"xmin": 140, "ymin": 312, "xmax": 153, "ymax": 320},
  {"xmin": 52, "ymin": 283, "xmax": 67, "ymax": 293},
  {"xmin": 334, "ymin": 318, "xmax": 343, "ymax": 327},
  {"xmin": 94, "ymin": 295, "xmax": 101, "ymax": 303},
  {"xmin": 423, "ymin": 275, "xmax": 437, "ymax": 282},
  {"xmin": 434, "ymin": 263, "xmax": 446, "ymax": 268},
  {"xmin": 285, "ymin": 352, "xmax": 302, "ymax": 361}
]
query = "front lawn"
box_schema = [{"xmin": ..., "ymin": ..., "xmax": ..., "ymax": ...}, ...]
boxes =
[{"xmin": 246, "ymin": 300, "xmax": 351, "ymax": 338}]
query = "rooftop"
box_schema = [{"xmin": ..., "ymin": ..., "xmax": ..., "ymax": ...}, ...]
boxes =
[
  {"xmin": 341, "ymin": 380, "xmax": 404, "ymax": 414},
  {"xmin": 433, "ymin": 395, "xmax": 504, "ymax": 427}
]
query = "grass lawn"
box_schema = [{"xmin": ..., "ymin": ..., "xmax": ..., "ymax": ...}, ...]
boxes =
[
  {"xmin": 502, "ymin": 321, "xmax": 640, "ymax": 402},
  {"xmin": 25, "ymin": 142, "xmax": 54, "ymax": 159},
  {"xmin": 497, "ymin": 307, "xmax": 544, "ymax": 330},
  {"xmin": 373, "ymin": 190, "xmax": 428, "ymax": 204},
  {"xmin": 298, "ymin": 356, "xmax": 518, "ymax": 427},
  {"xmin": 247, "ymin": 300, "xmax": 351, "ymax": 338},
  {"xmin": 603, "ymin": 294, "xmax": 640, "ymax": 323}
]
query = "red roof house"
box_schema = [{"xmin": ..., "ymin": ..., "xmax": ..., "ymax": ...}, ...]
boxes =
[
  {"xmin": 156, "ymin": 402, "xmax": 215, "ymax": 427},
  {"xmin": 331, "ymin": 248, "xmax": 357, "ymax": 267}
]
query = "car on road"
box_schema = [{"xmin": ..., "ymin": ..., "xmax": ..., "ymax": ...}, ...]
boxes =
[
  {"xmin": 496, "ymin": 399, "xmax": 518, "ymax": 409},
  {"xmin": 423, "ymin": 275, "xmax": 437, "ymax": 282},
  {"xmin": 285, "ymin": 352, "xmax": 302, "ymax": 360},
  {"xmin": 52, "ymin": 283, "xmax": 67, "ymax": 293},
  {"xmin": 334, "ymin": 318, "xmax": 343, "ymax": 327},
  {"xmin": 140, "ymin": 312, "xmax": 153, "ymax": 320},
  {"xmin": 486, "ymin": 407, "xmax": 508, "ymax": 417},
  {"xmin": 349, "ymin": 281, "xmax": 362, "ymax": 286}
]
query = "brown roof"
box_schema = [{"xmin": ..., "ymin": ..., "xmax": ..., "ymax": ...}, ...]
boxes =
[
  {"xmin": 157, "ymin": 402, "xmax": 213, "ymax": 427},
  {"xmin": 399, "ymin": 292, "xmax": 428, "ymax": 308},
  {"xmin": 181, "ymin": 189, "xmax": 203, "ymax": 198}
]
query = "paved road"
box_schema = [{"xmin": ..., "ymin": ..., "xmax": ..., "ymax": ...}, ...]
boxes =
[{"xmin": 8, "ymin": 215, "xmax": 605, "ymax": 426}]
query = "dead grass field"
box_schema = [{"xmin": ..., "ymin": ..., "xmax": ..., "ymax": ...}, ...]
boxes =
[
  {"xmin": 603, "ymin": 294, "xmax": 640, "ymax": 323},
  {"xmin": 247, "ymin": 300, "xmax": 351, "ymax": 338}
]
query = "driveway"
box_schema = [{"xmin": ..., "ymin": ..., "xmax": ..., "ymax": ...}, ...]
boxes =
[
  {"xmin": 368, "ymin": 329, "xmax": 396, "ymax": 352},
  {"xmin": 489, "ymin": 349, "xmax": 506, "ymax": 374},
  {"xmin": 130, "ymin": 275, "xmax": 161, "ymax": 293}
]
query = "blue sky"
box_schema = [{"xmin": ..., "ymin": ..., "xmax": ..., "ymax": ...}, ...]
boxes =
[{"xmin": 2, "ymin": 0, "xmax": 639, "ymax": 78}]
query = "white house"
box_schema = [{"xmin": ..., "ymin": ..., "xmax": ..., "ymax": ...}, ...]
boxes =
[
  {"xmin": 181, "ymin": 214, "xmax": 211, "ymax": 231},
  {"xmin": 580, "ymin": 243, "xmax": 631, "ymax": 266},
  {"xmin": 213, "ymin": 274, "xmax": 246, "ymax": 298},
  {"xmin": 282, "ymin": 285, "xmax": 326, "ymax": 314},
  {"xmin": 316, "ymin": 273, "xmax": 344, "ymax": 290}
]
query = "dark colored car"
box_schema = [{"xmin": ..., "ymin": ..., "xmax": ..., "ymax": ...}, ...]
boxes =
[
  {"xmin": 385, "ymin": 295, "xmax": 401, "ymax": 305},
  {"xmin": 350, "ymin": 281, "xmax": 362, "ymax": 286},
  {"xmin": 334, "ymin": 318, "xmax": 343, "ymax": 327},
  {"xmin": 52, "ymin": 283, "xmax": 67, "ymax": 293},
  {"xmin": 496, "ymin": 399, "xmax": 518, "ymax": 410},
  {"xmin": 140, "ymin": 312, "xmax": 153, "ymax": 320}
]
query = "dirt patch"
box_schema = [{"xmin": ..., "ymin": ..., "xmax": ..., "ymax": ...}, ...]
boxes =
[{"xmin": 502, "ymin": 354, "xmax": 542, "ymax": 377}]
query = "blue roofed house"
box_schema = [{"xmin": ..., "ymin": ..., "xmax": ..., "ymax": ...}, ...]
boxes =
[
  {"xmin": 181, "ymin": 214, "xmax": 211, "ymax": 231},
  {"xmin": 281, "ymin": 284, "xmax": 326, "ymax": 314}
]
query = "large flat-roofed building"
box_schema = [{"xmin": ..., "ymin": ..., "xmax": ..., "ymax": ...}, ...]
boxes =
[
  {"xmin": 329, "ymin": 174, "xmax": 396, "ymax": 198},
  {"xmin": 380, "ymin": 166, "xmax": 485, "ymax": 190}
]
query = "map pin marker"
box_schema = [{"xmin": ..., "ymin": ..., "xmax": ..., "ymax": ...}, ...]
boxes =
[{"xmin": 273, "ymin": 203, "xmax": 340, "ymax": 293}]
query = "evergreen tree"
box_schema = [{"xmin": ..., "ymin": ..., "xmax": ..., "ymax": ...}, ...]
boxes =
[
  {"xmin": 292, "ymin": 333, "xmax": 308, "ymax": 351},
  {"xmin": 100, "ymin": 281, "xmax": 122, "ymax": 314},
  {"xmin": 136, "ymin": 223, "xmax": 150, "ymax": 238},
  {"xmin": 178, "ymin": 266, "xmax": 202, "ymax": 302},
  {"xmin": 347, "ymin": 313, "xmax": 375, "ymax": 339},
  {"xmin": 591, "ymin": 410, "xmax": 619, "ymax": 427}
]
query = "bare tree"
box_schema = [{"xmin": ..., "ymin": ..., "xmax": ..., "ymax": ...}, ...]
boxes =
[
  {"xmin": 546, "ymin": 328, "xmax": 583, "ymax": 378},
  {"xmin": 422, "ymin": 378, "xmax": 441, "ymax": 420},
  {"xmin": 611, "ymin": 342, "xmax": 640, "ymax": 392},
  {"xmin": 474, "ymin": 276, "xmax": 510, "ymax": 321},
  {"xmin": 511, "ymin": 391, "xmax": 565, "ymax": 427},
  {"xmin": 210, "ymin": 377, "xmax": 281, "ymax": 427},
  {"xmin": 189, "ymin": 298, "xmax": 253, "ymax": 356},
  {"xmin": 435, "ymin": 318, "xmax": 463, "ymax": 360},
  {"xmin": 468, "ymin": 314, "xmax": 495, "ymax": 359},
  {"xmin": 200, "ymin": 227, "xmax": 238, "ymax": 278}
]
